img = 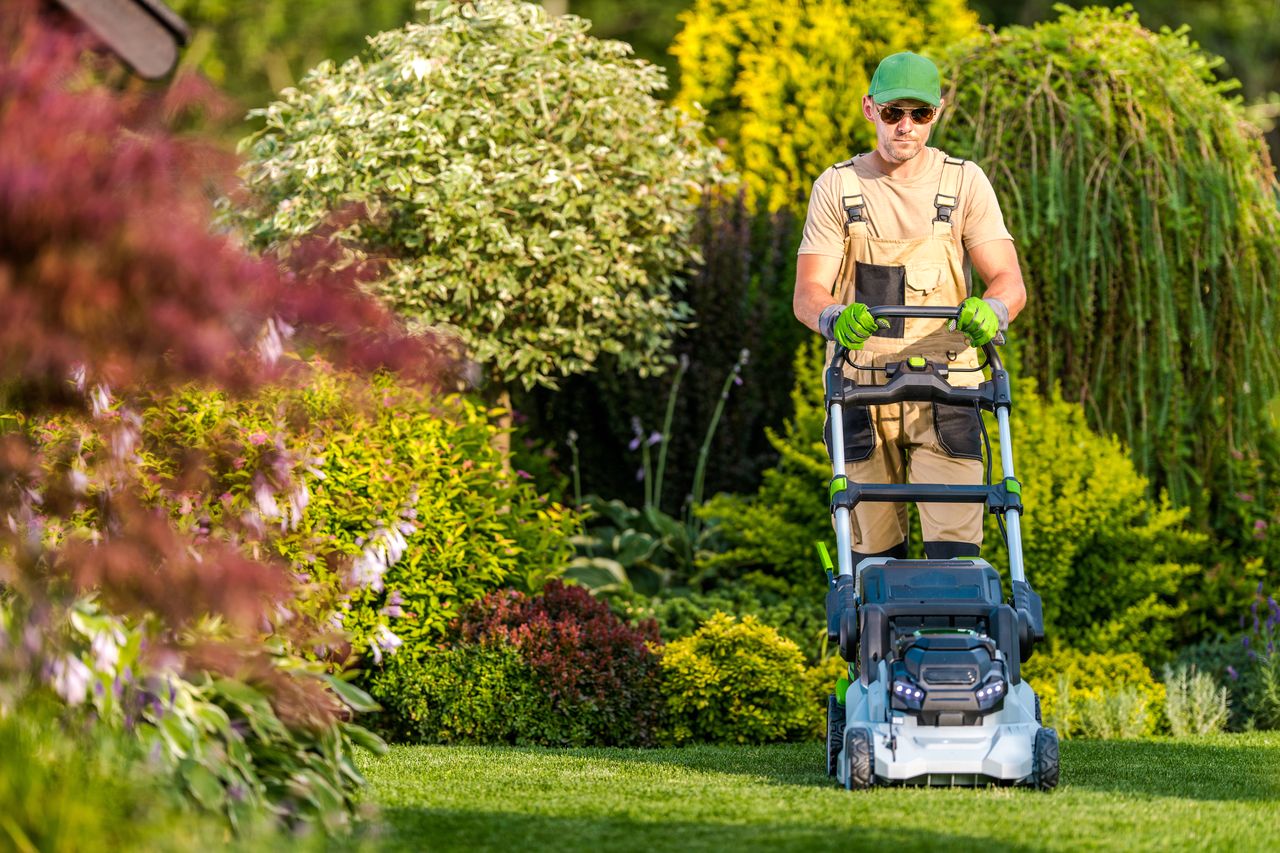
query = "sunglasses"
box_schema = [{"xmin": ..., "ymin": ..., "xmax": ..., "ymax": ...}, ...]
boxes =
[{"xmin": 877, "ymin": 104, "xmax": 938, "ymax": 125}]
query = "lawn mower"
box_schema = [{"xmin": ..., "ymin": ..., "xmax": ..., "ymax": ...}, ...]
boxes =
[{"xmin": 820, "ymin": 304, "xmax": 1059, "ymax": 790}]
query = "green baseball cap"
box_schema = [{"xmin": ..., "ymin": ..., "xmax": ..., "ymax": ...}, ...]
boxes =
[{"xmin": 868, "ymin": 52, "xmax": 941, "ymax": 107}]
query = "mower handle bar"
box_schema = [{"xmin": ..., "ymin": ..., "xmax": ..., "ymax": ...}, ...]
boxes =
[{"xmin": 833, "ymin": 305, "xmax": 1005, "ymax": 371}]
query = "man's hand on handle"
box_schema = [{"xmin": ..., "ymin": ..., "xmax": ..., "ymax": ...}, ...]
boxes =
[
  {"xmin": 951, "ymin": 297, "xmax": 1002, "ymax": 348},
  {"xmin": 819, "ymin": 302, "xmax": 889, "ymax": 350}
]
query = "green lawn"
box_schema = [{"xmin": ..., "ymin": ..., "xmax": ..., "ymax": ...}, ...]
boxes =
[{"xmin": 352, "ymin": 734, "xmax": 1280, "ymax": 852}]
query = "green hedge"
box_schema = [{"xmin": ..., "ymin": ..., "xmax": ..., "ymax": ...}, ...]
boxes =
[{"xmin": 369, "ymin": 582, "xmax": 665, "ymax": 746}]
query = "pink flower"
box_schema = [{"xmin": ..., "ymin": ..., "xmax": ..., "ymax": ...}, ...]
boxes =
[{"xmin": 248, "ymin": 431, "xmax": 268, "ymax": 446}]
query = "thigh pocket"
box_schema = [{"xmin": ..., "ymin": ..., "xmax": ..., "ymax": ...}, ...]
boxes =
[
  {"xmin": 824, "ymin": 405, "xmax": 876, "ymax": 463},
  {"xmin": 932, "ymin": 403, "xmax": 982, "ymax": 460}
]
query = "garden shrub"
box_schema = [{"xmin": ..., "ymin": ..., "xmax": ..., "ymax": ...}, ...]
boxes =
[
  {"xmin": 134, "ymin": 368, "xmax": 580, "ymax": 661},
  {"xmin": 672, "ymin": 0, "xmax": 979, "ymax": 213},
  {"xmin": 1163, "ymin": 665, "xmax": 1231, "ymax": 736},
  {"xmin": 367, "ymin": 643, "xmax": 536, "ymax": 745},
  {"xmin": 238, "ymin": 0, "xmax": 726, "ymax": 391},
  {"xmin": 660, "ymin": 612, "xmax": 810, "ymax": 744},
  {"xmin": 978, "ymin": 381, "xmax": 1205, "ymax": 667},
  {"xmin": 1237, "ymin": 585, "xmax": 1280, "ymax": 729},
  {"xmin": 1023, "ymin": 648, "xmax": 1166, "ymax": 739},
  {"xmin": 939, "ymin": 6, "xmax": 1280, "ymax": 518},
  {"xmin": 1177, "ymin": 584, "xmax": 1280, "ymax": 730},
  {"xmin": 370, "ymin": 581, "xmax": 665, "ymax": 746},
  {"xmin": 803, "ymin": 654, "xmax": 851, "ymax": 737}
]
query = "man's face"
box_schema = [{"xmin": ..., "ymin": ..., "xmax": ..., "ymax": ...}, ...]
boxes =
[{"xmin": 862, "ymin": 96, "xmax": 942, "ymax": 164}]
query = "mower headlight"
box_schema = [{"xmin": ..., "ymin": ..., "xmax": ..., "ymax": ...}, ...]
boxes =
[
  {"xmin": 892, "ymin": 679, "xmax": 925, "ymax": 709},
  {"xmin": 975, "ymin": 678, "xmax": 1006, "ymax": 709}
]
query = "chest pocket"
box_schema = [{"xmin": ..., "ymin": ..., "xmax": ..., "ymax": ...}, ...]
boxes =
[{"xmin": 904, "ymin": 262, "xmax": 948, "ymax": 305}]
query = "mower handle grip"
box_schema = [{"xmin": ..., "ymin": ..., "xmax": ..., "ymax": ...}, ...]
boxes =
[{"xmin": 834, "ymin": 304, "xmax": 1006, "ymax": 368}]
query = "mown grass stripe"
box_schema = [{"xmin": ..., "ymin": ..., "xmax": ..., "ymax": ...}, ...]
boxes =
[{"xmin": 348, "ymin": 733, "xmax": 1280, "ymax": 852}]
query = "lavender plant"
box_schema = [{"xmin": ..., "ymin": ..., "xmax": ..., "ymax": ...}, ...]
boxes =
[{"xmin": 1235, "ymin": 584, "xmax": 1280, "ymax": 729}]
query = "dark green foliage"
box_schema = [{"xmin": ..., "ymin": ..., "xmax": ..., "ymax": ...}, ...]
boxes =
[
  {"xmin": 937, "ymin": 6, "xmax": 1280, "ymax": 520},
  {"xmin": 368, "ymin": 582, "xmax": 665, "ymax": 746},
  {"xmin": 568, "ymin": 496, "xmax": 722, "ymax": 595},
  {"xmin": 697, "ymin": 340, "xmax": 835, "ymax": 594},
  {"xmin": 569, "ymin": 0, "xmax": 684, "ymax": 84},
  {"xmin": 515, "ymin": 189, "xmax": 803, "ymax": 512},
  {"xmin": 367, "ymin": 644, "xmax": 536, "ymax": 745},
  {"xmin": 167, "ymin": 0, "xmax": 421, "ymax": 129}
]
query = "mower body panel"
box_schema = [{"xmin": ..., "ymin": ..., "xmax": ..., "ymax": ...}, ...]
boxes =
[{"xmin": 838, "ymin": 677, "xmax": 1041, "ymax": 786}]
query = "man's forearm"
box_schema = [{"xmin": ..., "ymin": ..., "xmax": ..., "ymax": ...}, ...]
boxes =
[
  {"xmin": 794, "ymin": 280, "xmax": 839, "ymax": 334},
  {"xmin": 794, "ymin": 254, "xmax": 845, "ymax": 334},
  {"xmin": 980, "ymin": 271, "xmax": 1026, "ymax": 323}
]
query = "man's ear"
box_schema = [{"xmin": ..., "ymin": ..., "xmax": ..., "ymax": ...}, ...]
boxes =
[{"xmin": 861, "ymin": 95, "xmax": 876, "ymax": 122}]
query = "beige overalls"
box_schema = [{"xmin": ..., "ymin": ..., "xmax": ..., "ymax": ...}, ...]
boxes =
[{"xmin": 825, "ymin": 155, "xmax": 985, "ymax": 557}]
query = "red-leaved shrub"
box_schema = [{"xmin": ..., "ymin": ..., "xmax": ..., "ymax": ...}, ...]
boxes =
[{"xmin": 371, "ymin": 581, "xmax": 666, "ymax": 746}]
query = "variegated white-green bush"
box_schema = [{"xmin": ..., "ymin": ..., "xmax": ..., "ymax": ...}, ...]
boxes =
[{"xmin": 238, "ymin": 0, "xmax": 726, "ymax": 389}]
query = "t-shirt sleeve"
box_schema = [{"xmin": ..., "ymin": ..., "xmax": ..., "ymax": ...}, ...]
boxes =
[
  {"xmin": 797, "ymin": 167, "xmax": 847, "ymax": 258},
  {"xmin": 961, "ymin": 163, "xmax": 1014, "ymax": 250}
]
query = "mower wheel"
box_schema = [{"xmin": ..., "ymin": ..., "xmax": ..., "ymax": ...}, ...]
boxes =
[
  {"xmin": 844, "ymin": 728, "xmax": 874, "ymax": 790},
  {"xmin": 826, "ymin": 694, "xmax": 844, "ymax": 777},
  {"xmin": 1032, "ymin": 727, "xmax": 1060, "ymax": 791}
]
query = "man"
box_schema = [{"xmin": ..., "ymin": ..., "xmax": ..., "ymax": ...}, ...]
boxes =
[{"xmin": 793, "ymin": 51, "xmax": 1027, "ymax": 562}]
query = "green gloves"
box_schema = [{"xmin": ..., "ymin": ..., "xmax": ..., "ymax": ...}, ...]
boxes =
[
  {"xmin": 823, "ymin": 303, "xmax": 889, "ymax": 350},
  {"xmin": 951, "ymin": 297, "xmax": 1000, "ymax": 347}
]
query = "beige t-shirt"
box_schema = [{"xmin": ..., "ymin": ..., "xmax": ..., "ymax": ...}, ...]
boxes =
[{"xmin": 797, "ymin": 147, "xmax": 1013, "ymax": 286}]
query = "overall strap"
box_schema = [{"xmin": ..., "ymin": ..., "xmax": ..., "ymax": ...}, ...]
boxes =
[
  {"xmin": 932, "ymin": 155, "xmax": 965, "ymax": 237},
  {"xmin": 830, "ymin": 159, "xmax": 867, "ymax": 298},
  {"xmin": 835, "ymin": 159, "xmax": 870, "ymax": 235}
]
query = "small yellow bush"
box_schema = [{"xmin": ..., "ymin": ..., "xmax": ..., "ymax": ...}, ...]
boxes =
[{"xmin": 660, "ymin": 613, "xmax": 811, "ymax": 744}]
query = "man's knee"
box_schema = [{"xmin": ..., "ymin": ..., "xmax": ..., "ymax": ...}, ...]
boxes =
[
  {"xmin": 852, "ymin": 541, "xmax": 908, "ymax": 563},
  {"xmin": 923, "ymin": 540, "xmax": 981, "ymax": 559}
]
